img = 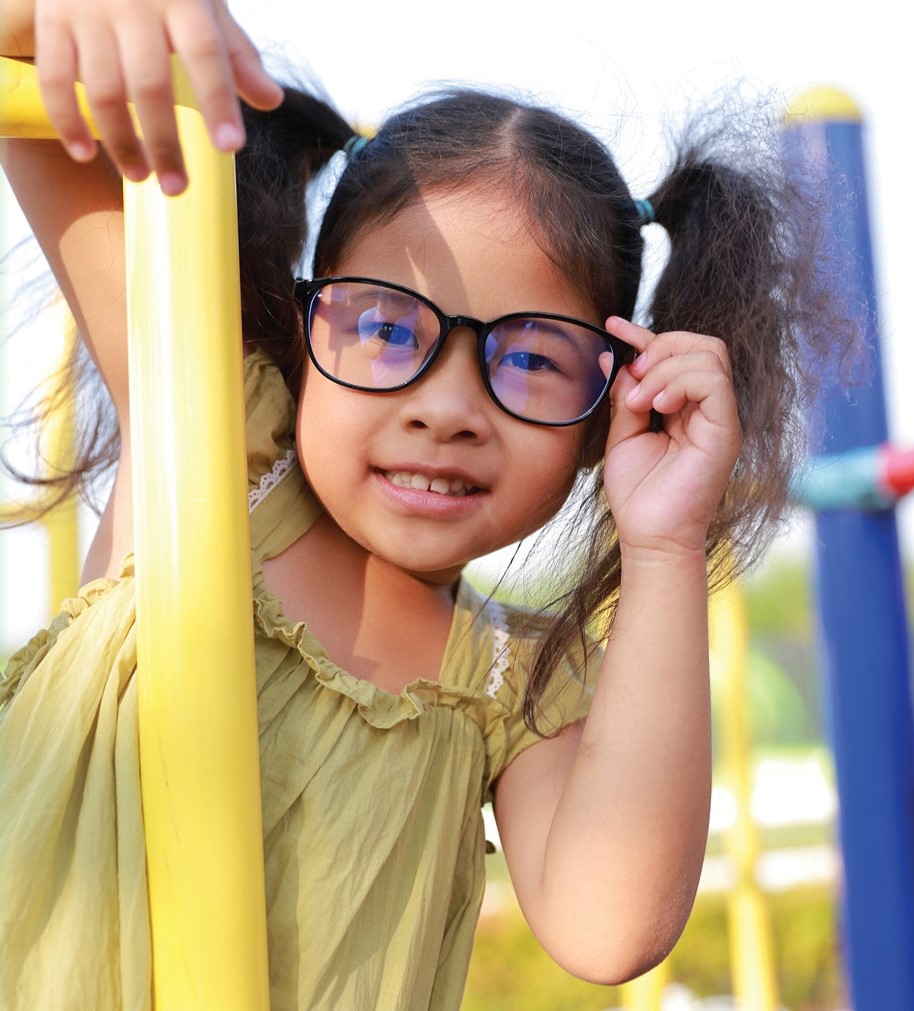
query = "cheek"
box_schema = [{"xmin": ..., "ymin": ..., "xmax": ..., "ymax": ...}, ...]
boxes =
[
  {"xmin": 295, "ymin": 376, "xmax": 339, "ymax": 486},
  {"xmin": 514, "ymin": 431, "xmax": 585, "ymax": 524}
]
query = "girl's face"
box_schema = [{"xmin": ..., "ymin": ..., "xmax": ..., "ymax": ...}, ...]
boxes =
[{"xmin": 296, "ymin": 189, "xmax": 593, "ymax": 585}]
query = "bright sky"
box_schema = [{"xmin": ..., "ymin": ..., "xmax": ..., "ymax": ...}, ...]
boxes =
[{"xmin": 2, "ymin": 0, "xmax": 911, "ymax": 644}]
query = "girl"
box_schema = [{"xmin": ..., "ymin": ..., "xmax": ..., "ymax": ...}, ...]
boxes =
[{"xmin": 0, "ymin": 1, "xmax": 839, "ymax": 1007}]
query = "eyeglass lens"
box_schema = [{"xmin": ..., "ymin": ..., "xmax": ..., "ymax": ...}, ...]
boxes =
[{"xmin": 306, "ymin": 281, "xmax": 614, "ymax": 424}]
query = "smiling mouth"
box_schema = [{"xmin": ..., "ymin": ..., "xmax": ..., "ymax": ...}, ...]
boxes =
[{"xmin": 382, "ymin": 470, "xmax": 481, "ymax": 497}]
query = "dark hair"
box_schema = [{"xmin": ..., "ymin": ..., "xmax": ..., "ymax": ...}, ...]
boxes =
[{"xmin": 3, "ymin": 84, "xmax": 850, "ymax": 732}]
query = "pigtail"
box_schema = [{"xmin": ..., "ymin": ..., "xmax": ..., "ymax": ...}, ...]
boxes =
[
  {"xmin": 236, "ymin": 88, "xmax": 356, "ymax": 393},
  {"xmin": 523, "ymin": 106, "xmax": 853, "ymax": 734},
  {"xmin": 641, "ymin": 122, "xmax": 843, "ymax": 587}
]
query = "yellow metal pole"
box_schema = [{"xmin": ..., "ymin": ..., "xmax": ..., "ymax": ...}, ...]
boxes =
[
  {"xmin": 1, "ymin": 56, "xmax": 270, "ymax": 1010},
  {"xmin": 0, "ymin": 55, "xmax": 94, "ymax": 136},
  {"xmin": 619, "ymin": 962, "xmax": 668, "ymax": 1011},
  {"xmin": 126, "ymin": 67, "xmax": 270, "ymax": 1011},
  {"xmin": 710, "ymin": 579, "xmax": 779, "ymax": 1011}
]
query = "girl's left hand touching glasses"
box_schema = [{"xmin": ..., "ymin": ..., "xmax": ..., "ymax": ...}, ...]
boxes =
[{"xmin": 602, "ymin": 317, "xmax": 743, "ymax": 562}]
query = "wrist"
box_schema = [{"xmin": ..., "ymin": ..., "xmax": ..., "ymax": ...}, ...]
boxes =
[{"xmin": 617, "ymin": 539, "xmax": 709, "ymax": 574}]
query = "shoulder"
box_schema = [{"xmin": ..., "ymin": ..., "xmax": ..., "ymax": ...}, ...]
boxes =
[
  {"xmin": 450, "ymin": 582, "xmax": 599, "ymax": 794},
  {"xmin": 243, "ymin": 349, "xmax": 297, "ymax": 483}
]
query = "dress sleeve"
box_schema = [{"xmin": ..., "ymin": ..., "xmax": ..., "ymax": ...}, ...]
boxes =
[
  {"xmin": 482, "ymin": 604, "xmax": 600, "ymax": 799},
  {"xmin": 242, "ymin": 350, "xmax": 322, "ymax": 559},
  {"xmin": 244, "ymin": 349, "xmax": 298, "ymax": 490}
]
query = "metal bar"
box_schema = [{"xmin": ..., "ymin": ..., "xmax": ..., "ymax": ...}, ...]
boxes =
[
  {"xmin": 784, "ymin": 87, "xmax": 914, "ymax": 1011},
  {"xmin": 1, "ymin": 55, "xmax": 270, "ymax": 1010}
]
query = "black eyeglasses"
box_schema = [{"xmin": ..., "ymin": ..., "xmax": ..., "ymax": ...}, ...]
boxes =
[{"xmin": 293, "ymin": 277, "xmax": 637, "ymax": 426}]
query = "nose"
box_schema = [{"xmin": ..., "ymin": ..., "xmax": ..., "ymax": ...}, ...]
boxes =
[{"xmin": 397, "ymin": 327, "xmax": 494, "ymax": 443}]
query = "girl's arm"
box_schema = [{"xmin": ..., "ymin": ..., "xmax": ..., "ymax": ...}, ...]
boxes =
[
  {"xmin": 493, "ymin": 321, "xmax": 741, "ymax": 984},
  {"xmin": 1, "ymin": 0, "xmax": 281, "ymax": 398},
  {"xmin": 1, "ymin": 0, "xmax": 280, "ymax": 574}
]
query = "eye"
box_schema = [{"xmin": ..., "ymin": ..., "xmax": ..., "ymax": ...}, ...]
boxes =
[
  {"xmin": 499, "ymin": 351, "xmax": 558, "ymax": 373},
  {"xmin": 358, "ymin": 312, "xmax": 419, "ymax": 349}
]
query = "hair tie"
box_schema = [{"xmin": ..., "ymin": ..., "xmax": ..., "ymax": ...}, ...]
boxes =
[
  {"xmin": 634, "ymin": 198, "xmax": 656, "ymax": 227},
  {"xmin": 343, "ymin": 135, "xmax": 369, "ymax": 159}
]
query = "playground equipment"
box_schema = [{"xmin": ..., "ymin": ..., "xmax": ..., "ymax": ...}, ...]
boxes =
[
  {"xmin": 1, "ymin": 57, "xmax": 271, "ymax": 1008},
  {"xmin": 785, "ymin": 88, "xmax": 914, "ymax": 1010}
]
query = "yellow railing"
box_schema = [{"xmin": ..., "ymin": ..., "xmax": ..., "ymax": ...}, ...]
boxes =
[
  {"xmin": 711, "ymin": 579, "xmax": 780, "ymax": 1011},
  {"xmin": 0, "ymin": 56, "xmax": 270, "ymax": 1009}
]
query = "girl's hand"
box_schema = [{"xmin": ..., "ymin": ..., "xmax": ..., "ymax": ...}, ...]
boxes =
[
  {"xmin": 602, "ymin": 317, "xmax": 742, "ymax": 561},
  {"xmin": 35, "ymin": 0, "xmax": 284, "ymax": 193}
]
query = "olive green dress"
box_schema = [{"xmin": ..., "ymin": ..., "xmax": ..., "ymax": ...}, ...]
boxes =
[{"xmin": 0, "ymin": 351, "xmax": 591, "ymax": 1010}]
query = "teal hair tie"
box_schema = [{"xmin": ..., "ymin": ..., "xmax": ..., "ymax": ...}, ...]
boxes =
[
  {"xmin": 343, "ymin": 135, "xmax": 369, "ymax": 159},
  {"xmin": 634, "ymin": 198, "xmax": 656, "ymax": 226}
]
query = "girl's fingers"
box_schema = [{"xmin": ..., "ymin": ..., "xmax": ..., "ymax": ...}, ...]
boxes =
[
  {"xmin": 35, "ymin": 18, "xmax": 96, "ymax": 162},
  {"xmin": 600, "ymin": 351, "xmax": 654, "ymax": 447},
  {"xmin": 166, "ymin": 2, "xmax": 248, "ymax": 153},
  {"xmin": 118, "ymin": 20, "xmax": 186, "ymax": 183},
  {"xmin": 34, "ymin": 0, "xmax": 282, "ymax": 193},
  {"xmin": 604, "ymin": 320, "xmax": 739, "ymax": 447},
  {"xmin": 76, "ymin": 23, "xmax": 152, "ymax": 180},
  {"xmin": 218, "ymin": 10, "xmax": 285, "ymax": 112},
  {"xmin": 640, "ymin": 366, "xmax": 738, "ymax": 428},
  {"xmin": 612, "ymin": 320, "xmax": 732, "ymax": 384},
  {"xmin": 623, "ymin": 350, "xmax": 725, "ymax": 408},
  {"xmin": 606, "ymin": 316, "xmax": 656, "ymax": 358},
  {"xmin": 117, "ymin": 20, "xmax": 185, "ymax": 189}
]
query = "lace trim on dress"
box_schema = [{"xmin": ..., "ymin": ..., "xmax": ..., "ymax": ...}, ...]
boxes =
[
  {"xmin": 485, "ymin": 599, "xmax": 511, "ymax": 699},
  {"xmin": 248, "ymin": 448, "xmax": 298, "ymax": 514}
]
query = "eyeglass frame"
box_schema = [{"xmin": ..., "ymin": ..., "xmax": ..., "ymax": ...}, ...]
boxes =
[{"xmin": 292, "ymin": 275, "xmax": 638, "ymax": 427}]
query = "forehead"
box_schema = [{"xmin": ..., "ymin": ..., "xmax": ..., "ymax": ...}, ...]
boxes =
[{"xmin": 335, "ymin": 189, "xmax": 598, "ymax": 323}]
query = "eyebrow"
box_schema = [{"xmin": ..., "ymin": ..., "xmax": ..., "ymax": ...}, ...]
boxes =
[
  {"xmin": 346, "ymin": 288, "xmax": 421, "ymax": 314},
  {"xmin": 494, "ymin": 318, "xmax": 604, "ymax": 350}
]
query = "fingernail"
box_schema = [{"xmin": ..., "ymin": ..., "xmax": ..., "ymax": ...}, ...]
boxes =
[
  {"xmin": 68, "ymin": 140, "xmax": 94, "ymax": 162},
  {"xmin": 625, "ymin": 384, "xmax": 641, "ymax": 404},
  {"xmin": 159, "ymin": 171, "xmax": 187, "ymax": 196},
  {"xmin": 124, "ymin": 163, "xmax": 150, "ymax": 183},
  {"xmin": 213, "ymin": 121, "xmax": 245, "ymax": 150},
  {"xmin": 630, "ymin": 353, "xmax": 648, "ymax": 373}
]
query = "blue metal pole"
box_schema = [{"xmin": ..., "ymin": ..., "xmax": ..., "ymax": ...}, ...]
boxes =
[{"xmin": 783, "ymin": 89, "xmax": 914, "ymax": 1010}]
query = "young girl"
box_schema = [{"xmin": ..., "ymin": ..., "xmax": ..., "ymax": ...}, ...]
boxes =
[{"xmin": 0, "ymin": 1, "xmax": 839, "ymax": 1007}]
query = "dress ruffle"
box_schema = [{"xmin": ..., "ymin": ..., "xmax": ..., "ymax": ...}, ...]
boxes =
[{"xmin": 251, "ymin": 567, "xmax": 495, "ymax": 732}]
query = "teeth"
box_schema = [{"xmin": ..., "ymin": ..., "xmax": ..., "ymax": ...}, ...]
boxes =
[{"xmin": 384, "ymin": 471, "xmax": 476, "ymax": 497}]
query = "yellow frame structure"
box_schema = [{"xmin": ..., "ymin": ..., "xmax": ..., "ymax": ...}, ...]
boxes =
[{"xmin": 1, "ymin": 57, "xmax": 270, "ymax": 1009}]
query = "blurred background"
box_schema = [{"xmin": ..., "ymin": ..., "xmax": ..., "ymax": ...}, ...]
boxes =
[{"xmin": 3, "ymin": 1, "xmax": 911, "ymax": 1007}]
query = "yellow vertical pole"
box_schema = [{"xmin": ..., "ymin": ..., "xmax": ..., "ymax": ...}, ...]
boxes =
[
  {"xmin": 125, "ymin": 66, "xmax": 270, "ymax": 1010},
  {"xmin": 619, "ymin": 962, "xmax": 668, "ymax": 1010},
  {"xmin": 1, "ymin": 56, "xmax": 270, "ymax": 1010},
  {"xmin": 710, "ymin": 579, "xmax": 779, "ymax": 1011}
]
